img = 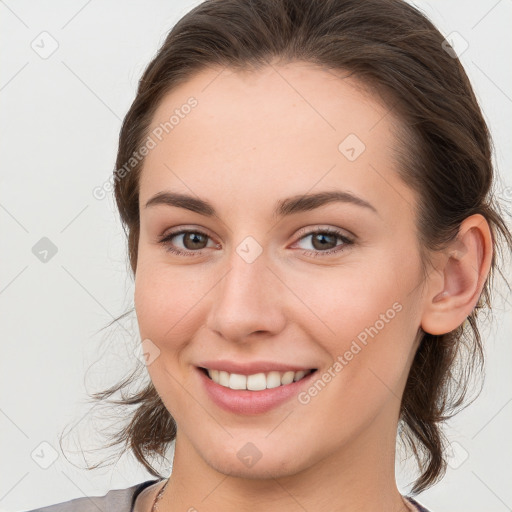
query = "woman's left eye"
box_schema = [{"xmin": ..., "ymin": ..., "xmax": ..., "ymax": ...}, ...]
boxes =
[
  {"xmin": 292, "ymin": 227, "xmax": 354, "ymax": 257},
  {"xmin": 158, "ymin": 227, "xmax": 354, "ymax": 257}
]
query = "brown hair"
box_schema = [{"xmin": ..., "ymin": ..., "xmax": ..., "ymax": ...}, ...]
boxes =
[{"xmin": 81, "ymin": 0, "xmax": 511, "ymax": 495}]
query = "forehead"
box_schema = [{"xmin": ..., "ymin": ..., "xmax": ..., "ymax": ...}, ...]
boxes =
[{"xmin": 139, "ymin": 62, "xmax": 415, "ymax": 222}]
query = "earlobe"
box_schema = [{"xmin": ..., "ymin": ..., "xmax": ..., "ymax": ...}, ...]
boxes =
[{"xmin": 421, "ymin": 214, "xmax": 493, "ymax": 336}]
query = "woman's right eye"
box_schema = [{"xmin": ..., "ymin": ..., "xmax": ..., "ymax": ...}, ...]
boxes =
[{"xmin": 158, "ymin": 229, "xmax": 217, "ymax": 257}]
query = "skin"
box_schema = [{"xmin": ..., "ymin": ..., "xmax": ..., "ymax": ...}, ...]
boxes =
[{"xmin": 132, "ymin": 61, "xmax": 493, "ymax": 511}]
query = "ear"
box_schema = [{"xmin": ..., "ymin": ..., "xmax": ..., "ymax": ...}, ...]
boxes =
[{"xmin": 421, "ymin": 214, "xmax": 493, "ymax": 335}]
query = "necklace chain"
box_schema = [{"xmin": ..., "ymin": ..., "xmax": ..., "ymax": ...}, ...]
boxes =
[{"xmin": 150, "ymin": 478, "xmax": 169, "ymax": 512}]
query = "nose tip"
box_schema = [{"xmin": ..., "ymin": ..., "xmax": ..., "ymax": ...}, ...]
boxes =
[{"xmin": 205, "ymin": 257, "xmax": 286, "ymax": 343}]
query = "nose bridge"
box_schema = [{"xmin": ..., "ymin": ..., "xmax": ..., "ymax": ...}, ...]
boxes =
[{"xmin": 206, "ymin": 242, "xmax": 285, "ymax": 342}]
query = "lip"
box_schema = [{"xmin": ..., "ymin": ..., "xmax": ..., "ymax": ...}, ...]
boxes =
[
  {"xmin": 197, "ymin": 359, "xmax": 316, "ymax": 375},
  {"xmin": 196, "ymin": 366, "xmax": 317, "ymax": 415}
]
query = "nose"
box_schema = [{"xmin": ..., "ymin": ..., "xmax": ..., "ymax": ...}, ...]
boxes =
[{"xmin": 205, "ymin": 246, "xmax": 287, "ymax": 343}]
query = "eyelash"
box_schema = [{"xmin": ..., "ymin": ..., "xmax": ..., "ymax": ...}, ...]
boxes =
[{"xmin": 158, "ymin": 226, "xmax": 354, "ymax": 258}]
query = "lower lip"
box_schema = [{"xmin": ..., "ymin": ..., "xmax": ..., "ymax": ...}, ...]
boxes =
[{"xmin": 197, "ymin": 367, "xmax": 317, "ymax": 415}]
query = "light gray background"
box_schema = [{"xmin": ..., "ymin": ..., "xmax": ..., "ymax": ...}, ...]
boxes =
[{"xmin": 1, "ymin": 1, "xmax": 511, "ymax": 511}]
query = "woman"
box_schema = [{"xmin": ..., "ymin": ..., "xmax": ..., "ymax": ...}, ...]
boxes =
[{"xmin": 24, "ymin": 0, "xmax": 511, "ymax": 510}]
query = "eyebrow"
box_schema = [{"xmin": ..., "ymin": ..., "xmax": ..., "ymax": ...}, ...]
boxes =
[{"xmin": 144, "ymin": 190, "xmax": 378, "ymax": 218}]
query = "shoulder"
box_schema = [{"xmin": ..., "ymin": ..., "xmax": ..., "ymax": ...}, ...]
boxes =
[{"xmin": 21, "ymin": 479, "xmax": 161, "ymax": 512}]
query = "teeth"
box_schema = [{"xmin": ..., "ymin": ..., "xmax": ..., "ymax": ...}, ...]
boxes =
[
  {"xmin": 266, "ymin": 371, "xmax": 282, "ymax": 389},
  {"xmin": 281, "ymin": 371, "xmax": 295, "ymax": 385},
  {"xmin": 293, "ymin": 370, "xmax": 306, "ymax": 381},
  {"xmin": 247, "ymin": 373, "xmax": 266, "ymax": 391},
  {"xmin": 229, "ymin": 373, "xmax": 246, "ymax": 390},
  {"xmin": 218, "ymin": 370, "xmax": 229, "ymax": 387},
  {"xmin": 206, "ymin": 368, "xmax": 313, "ymax": 390}
]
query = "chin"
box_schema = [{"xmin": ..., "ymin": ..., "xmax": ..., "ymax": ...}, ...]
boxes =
[
  {"xmin": 196, "ymin": 438, "xmax": 313, "ymax": 481},
  {"xmin": 206, "ymin": 454, "xmax": 302, "ymax": 480}
]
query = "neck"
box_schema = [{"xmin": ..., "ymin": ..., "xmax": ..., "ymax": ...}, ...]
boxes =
[{"xmin": 158, "ymin": 408, "xmax": 410, "ymax": 512}]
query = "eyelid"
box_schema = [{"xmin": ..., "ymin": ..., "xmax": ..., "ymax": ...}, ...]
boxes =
[
  {"xmin": 292, "ymin": 224, "xmax": 356, "ymax": 242},
  {"xmin": 159, "ymin": 224, "xmax": 216, "ymax": 241}
]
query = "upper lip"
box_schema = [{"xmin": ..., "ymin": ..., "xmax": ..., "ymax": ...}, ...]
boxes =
[{"xmin": 197, "ymin": 360, "xmax": 317, "ymax": 375}]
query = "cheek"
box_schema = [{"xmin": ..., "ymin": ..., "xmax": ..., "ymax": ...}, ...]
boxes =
[
  {"xmin": 133, "ymin": 264, "xmax": 209, "ymax": 415},
  {"xmin": 291, "ymin": 255, "xmax": 407, "ymax": 342},
  {"xmin": 133, "ymin": 262, "xmax": 209, "ymax": 348},
  {"xmin": 292, "ymin": 253, "xmax": 420, "ymax": 397}
]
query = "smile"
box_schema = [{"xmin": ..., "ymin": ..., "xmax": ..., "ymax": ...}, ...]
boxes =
[{"xmin": 200, "ymin": 367, "xmax": 316, "ymax": 391}]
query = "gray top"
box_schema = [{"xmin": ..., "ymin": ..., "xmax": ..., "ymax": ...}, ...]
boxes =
[
  {"xmin": 21, "ymin": 479, "xmax": 159, "ymax": 512},
  {"xmin": 22, "ymin": 479, "xmax": 432, "ymax": 512}
]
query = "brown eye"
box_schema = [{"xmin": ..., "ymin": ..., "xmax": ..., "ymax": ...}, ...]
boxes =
[
  {"xmin": 159, "ymin": 229, "xmax": 217, "ymax": 256},
  {"xmin": 310, "ymin": 232, "xmax": 338, "ymax": 251},
  {"xmin": 181, "ymin": 232, "xmax": 208, "ymax": 250},
  {"xmin": 293, "ymin": 227, "xmax": 354, "ymax": 257}
]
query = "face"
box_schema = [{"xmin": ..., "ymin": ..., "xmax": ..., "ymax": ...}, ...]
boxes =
[{"xmin": 134, "ymin": 61, "xmax": 427, "ymax": 479}]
